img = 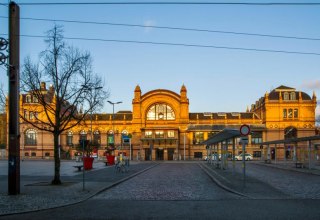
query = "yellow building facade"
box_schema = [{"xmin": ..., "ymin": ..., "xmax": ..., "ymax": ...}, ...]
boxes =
[{"xmin": 10, "ymin": 84, "xmax": 318, "ymax": 161}]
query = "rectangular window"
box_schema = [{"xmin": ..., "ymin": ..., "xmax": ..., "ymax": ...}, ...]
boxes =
[
  {"xmin": 194, "ymin": 152, "xmax": 203, "ymax": 159},
  {"xmin": 93, "ymin": 134, "xmax": 101, "ymax": 145},
  {"xmin": 253, "ymin": 151, "xmax": 262, "ymax": 158},
  {"xmin": 208, "ymin": 131, "xmax": 217, "ymax": 139},
  {"xmin": 288, "ymin": 109, "xmax": 293, "ymax": 118},
  {"xmin": 251, "ymin": 132, "xmax": 262, "ymax": 144},
  {"xmin": 107, "ymin": 135, "xmax": 114, "ymax": 144},
  {"xmin": 145, "ymin": 131, "xmax": 153, "ymax": 138},
  {"xmin": 167, "ymin": 131, "xmax": 175, "ymax": 138},
  {"xmin": 24, "ymin": 109, "xmax": 28, "ymax": 119},
  {"xmin": 155, "ymin": 131, "xmax": 164, "ymax": 138},
  {"xmin": 193, "ymin": 132, "xmax": 204, "ymax": 144},
  {"xmin": 294, "ymin": 109, "xmax": 298, "ymax": 118},
  {"xmin": 29, "ymin": 112, "xmax": 34, "ymax": 120},
  {"xmin": 67, "ymin": 135, "xmax": 73, "ymax": 146},
  {"xmin": 283, "ymin": 109, "xmax": 287, "ymax": 118}
]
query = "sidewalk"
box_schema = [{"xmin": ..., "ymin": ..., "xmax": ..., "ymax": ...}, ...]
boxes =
[
  {"xmin": 202, "ymin": 159, "xmax": 320, "ymax": 200},
  {"xmin": 253, "ymin": 159, "xmax": 320, "ymax": 176},
  {"xmin": 0, "ymin": 160, "xmax": 155, "ymax": 216}
]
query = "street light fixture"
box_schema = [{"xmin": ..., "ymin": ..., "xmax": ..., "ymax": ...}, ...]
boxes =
[{"xmin": 107, "ymin": 101, "xmax": 122, "ymax": 151}]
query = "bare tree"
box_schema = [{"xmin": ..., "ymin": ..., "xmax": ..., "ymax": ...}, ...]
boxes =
[{"xmin": 21, "ymin": 25, "xmax": 108, "ymax": 185}]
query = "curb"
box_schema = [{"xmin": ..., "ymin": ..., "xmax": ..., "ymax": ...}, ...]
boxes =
[{"xmin": 198, "ymin": 163, "xmax": 251, "ymax": 198}]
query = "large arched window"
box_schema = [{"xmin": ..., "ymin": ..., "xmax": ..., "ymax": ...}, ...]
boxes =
[
  {"xmin": 284, "ymin": 126, "xmax": 297, "ymax": 139},
  {"xmin": 146, "ymin": 103, "xmax": 175, "ymax": 120},
  {"xmin": 25, "ymin": 129, "xmax": 37, "ymax": 146}
]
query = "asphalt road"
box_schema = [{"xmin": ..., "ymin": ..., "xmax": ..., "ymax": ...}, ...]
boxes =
[{"xmin": 1, "ymin": 163, "xmax": 320, "ymax": 220}]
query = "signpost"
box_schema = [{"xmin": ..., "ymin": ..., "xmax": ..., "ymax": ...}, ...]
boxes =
[{"xmin": 239, "ymin": 124, "xmax": 250, "ymax": 187}]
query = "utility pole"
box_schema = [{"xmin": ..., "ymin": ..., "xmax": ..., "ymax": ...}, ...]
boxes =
[{"xmin": 8, "ymin": 1, "xmax": 20, "ymax": 195}]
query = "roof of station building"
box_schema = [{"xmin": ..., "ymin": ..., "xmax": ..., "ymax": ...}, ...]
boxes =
[{"xmin": 189, "ymin": 112, "xmax": 260, "ymax": 120}]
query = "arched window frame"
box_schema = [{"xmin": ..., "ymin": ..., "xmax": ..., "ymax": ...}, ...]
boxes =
[
  {"xmin": 93, "ymin": 130, "xmax": 101, "ymax": 146},
  {"xmin": 26, "ymin": 95, "xmax": 32, "ymax": 103},
  {"xmin": 79, "ymin": 130, "xmax": 87, "ymax": 141},
  {"xmin": 146, "ymin": 103, "xmax": 176, "ymax": 120},
  {"xmin": 66, "ymin": 131, "xmax": 73, "ymax": 146},
  {"xmin": 25, "ymin": 129, "xmax": 37, "ymax": 146},
  {"xmin": 283, "ymin": 109, "xmax": 287, "ymax": 118},
  {"xmin": 283, "ymin": 92, "xmax": 289, "ymax": 100},
  {"xmin": 284, "ymin": 127, "xmax": 297, "ymax": 139}
]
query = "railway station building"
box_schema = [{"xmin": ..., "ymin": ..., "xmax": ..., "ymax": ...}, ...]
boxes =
[{"xmin": 6, "ymin": 84, "xmax": 319, "ymax": 161}]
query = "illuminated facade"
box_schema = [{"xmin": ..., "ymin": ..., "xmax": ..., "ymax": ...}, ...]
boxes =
[{"xmin": 7, "ymin": 84, "xmax": 318, "ymax": 160}]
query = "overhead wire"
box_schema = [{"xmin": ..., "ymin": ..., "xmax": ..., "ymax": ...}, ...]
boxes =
[
  {"xmin": 12, "ymin": 2, "xmax": 320, "ymax": 6},
  {"xmin": 0, "ymin": 2, "xmax": 318, "ymax": 56},
  {"xmin": 0, "ymin": 33, "xmax": 318, "ymax": 56},
  {"xmin": 0, "ymin": 16, "xmax": 318, "ymax": 41}
]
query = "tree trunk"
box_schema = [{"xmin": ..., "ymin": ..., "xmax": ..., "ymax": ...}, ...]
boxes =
[{"xmin": 51, "ymin": 132, "xmax": 61, "ymax": 185}]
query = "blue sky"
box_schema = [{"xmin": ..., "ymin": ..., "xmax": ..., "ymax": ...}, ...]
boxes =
[{"xmin": 0, "ymin": 0, "xmax": 319, "ymax": 116}]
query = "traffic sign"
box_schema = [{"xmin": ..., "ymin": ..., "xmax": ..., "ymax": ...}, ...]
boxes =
[{"xmin": 240, "ymin": 124, "xmax": 250, "ymax": 136}]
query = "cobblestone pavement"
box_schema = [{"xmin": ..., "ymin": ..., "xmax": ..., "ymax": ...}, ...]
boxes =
[
  {"xmin": 0, "ymin": 160, "xmax": 155, "ymax": 215},
  {"xmin": 1, "ymin": 160, "xmax": 320, "ymax": 219},
  {"xmin": 245, "ymin": 162, "xmax": 320, "ymax": 199},
  {"xmin": 1, "ymin": 161, "xmax": 320, "ymax": 220},
  {"xmin": 94, "ymin": 163, "xmax": 241, "ymax": 201}
]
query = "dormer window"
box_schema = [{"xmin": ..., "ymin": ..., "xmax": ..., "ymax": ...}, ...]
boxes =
[
  {"xmin": 283, "ymin": 92, "xmax": 289, "ymax": 100},
  {"xmin": 290, "ymin": 92, "xmax": 296, "ymax": 100},
  {"xmin": 33, "ymin": 96, "xmax": 38, "ymax": 103},
  {"xmin": 26, "ymin": 95, "xmax": 31, "ymax": 103}
]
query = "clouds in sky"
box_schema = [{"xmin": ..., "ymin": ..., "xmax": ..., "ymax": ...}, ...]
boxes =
[{"xmin": 301, "ymin": 80, "xmax": 320, "ymax": 90}]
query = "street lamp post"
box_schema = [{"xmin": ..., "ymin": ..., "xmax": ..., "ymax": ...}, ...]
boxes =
[
  {"xmin": 89, "ymin": 87, "xmax": 102, "ymax": 147},
  {"xmin": 107, "ymin": 101, "xmax": 122, "ymax": 151}
]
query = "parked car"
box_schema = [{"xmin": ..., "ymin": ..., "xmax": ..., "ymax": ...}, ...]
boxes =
[{"xmin": 235, "ymin": 153, "xmax": 253, "ymax": 161}]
